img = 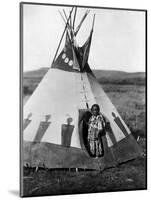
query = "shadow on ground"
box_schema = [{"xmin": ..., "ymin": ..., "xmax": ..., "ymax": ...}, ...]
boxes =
[{"xmin": 8, "ymin": 190, "xmax": 19, "ymax": 197}]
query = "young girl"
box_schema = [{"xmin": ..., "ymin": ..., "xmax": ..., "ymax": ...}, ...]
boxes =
[{"xmin": 88, "ymin": 104, "xmax": 105, "ymax": 158}]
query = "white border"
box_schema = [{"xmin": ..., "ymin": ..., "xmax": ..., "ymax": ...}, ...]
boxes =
[{"xmin": 0, "ymin": 0, "xmax": 150, "ymax": 199}]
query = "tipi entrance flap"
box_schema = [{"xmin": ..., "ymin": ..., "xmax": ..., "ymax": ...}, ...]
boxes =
[{"xmin": 78, "ymin": 109, "xmax": 93, "ymax": 156}]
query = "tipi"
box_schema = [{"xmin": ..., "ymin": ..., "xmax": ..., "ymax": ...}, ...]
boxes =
[{"xmin": 23, "ymin": 7, "xmax": 141, "ymax": 170}]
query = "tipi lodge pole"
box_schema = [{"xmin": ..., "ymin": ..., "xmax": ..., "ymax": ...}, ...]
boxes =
[
  {"xmin": 58, "ymin": 10, "xmax": 72, "ymax": 38},
  {"xmin": 52, "ymin": 7, "xmax": 74, "ymax": 64},
  {"xmin": 92, "ymin": 14, "xmax": 95, "ymax": 31},
  {"xmin": 73, "ymin": 7, "xmax": 77, "ymax": 30}
]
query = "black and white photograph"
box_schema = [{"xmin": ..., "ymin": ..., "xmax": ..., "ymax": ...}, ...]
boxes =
[{"xmin": 20, "ymin": 2, "xmax": 147, "ymax": 197}]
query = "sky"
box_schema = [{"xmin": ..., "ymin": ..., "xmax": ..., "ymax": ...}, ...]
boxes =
[{"xmin": 23, "ymin": 4, "xmax": 146, "ymax": 72}]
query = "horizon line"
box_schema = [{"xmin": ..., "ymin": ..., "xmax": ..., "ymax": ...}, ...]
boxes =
[{"xmin": 23, "ymin": 67, "xmax": 145, "ymax": 73}]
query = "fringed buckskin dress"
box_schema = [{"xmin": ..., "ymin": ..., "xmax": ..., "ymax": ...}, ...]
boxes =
[{"xmin": 88, "ymin": 114, "xmax": 105, "ymax": 157}]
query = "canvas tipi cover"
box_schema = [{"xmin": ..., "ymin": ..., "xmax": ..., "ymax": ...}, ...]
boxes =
[{"xmin": 23, "ymin": 8, "xmax": 141, "ymax": 170}]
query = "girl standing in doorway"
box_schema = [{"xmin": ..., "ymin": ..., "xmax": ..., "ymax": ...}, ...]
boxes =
[{"xmin": 88, "ymin": 104, "xmax": 106, "ymax": 158}]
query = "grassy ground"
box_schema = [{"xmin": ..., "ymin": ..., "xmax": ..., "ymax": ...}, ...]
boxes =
[
  {"xmin": 23, "ymin": 156, "xmax": 146, "ymax": 197},
  {"xmin": 102, "ymin": 84, "xmax": 145, "ymax": 137}
]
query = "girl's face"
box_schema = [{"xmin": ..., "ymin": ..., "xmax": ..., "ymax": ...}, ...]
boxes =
[{"xmin": 91, "ymin": 106, "xmax": 99, "ymax": 116}]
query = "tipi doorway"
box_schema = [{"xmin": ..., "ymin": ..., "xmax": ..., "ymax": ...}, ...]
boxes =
[
  {"xmin": 78, "ymin": 109, "xmax": 91, "ymax": 155},
  {"xmin": 78, "ymin": 109, "xmax": 105, "ymax": 158}
]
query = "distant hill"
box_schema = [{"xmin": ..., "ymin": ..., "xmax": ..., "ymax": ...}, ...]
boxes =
[
  {"xmin": 24, "ymin": 67, "xmax": 145, "ymax": 85},
  {"xmin": 93, "ymin": 69, "xmax": 145, "ymax": 85},
  {"xmin": 24, "ymin": 67, "xmax": 49, "ymax": 78},
  {"xmin": 23, "ymin": 67, "xmax": 145, "ymax": 95}
]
